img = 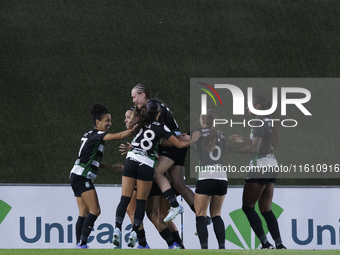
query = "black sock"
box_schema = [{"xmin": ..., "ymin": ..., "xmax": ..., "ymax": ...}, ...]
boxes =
[
  {"xmin": 190, "ymin": 204, "xmax": 196, "ymax": 213},
  {"xmin": 196, "ymin": 216, "xmax": 208, "ymax": 249},
  {"xmin": 262, "ymin": 210, "xmax": 282, "ymax": 245},
  {"xmin": 163, "ymin": 188, "xmax": 179, "ymax": 207},
  {"xmin": 242, "ymin": 206, "xmax": 268, "ymax": 245},
  {"xmin": 115, "ymin": 196, "xmax": 131, "ymax": 231},
  {"xmin": 80, "ymin": 213, "xmax": 98, "ymax": 245},
  {"xmin": 132, "ymin": 199, "xmax": 146, "ymax": 232},
  {"xmin": 159, "ymin": 228, "xmax": 175, "ymax": 247},
  {"xmin": 137, "ymin": 228, "xmax": 147, "ymax": 247},
  {"xmin": 212, "ymin": 216, "xmax": 225, "ymax": 249},
  {"xmin": 76, "ymin": 216, "xmax": 86, "ymax": 244},
  {"xmin": 171, "ymin": 231, "xmax": 184, "ymax": 249}
]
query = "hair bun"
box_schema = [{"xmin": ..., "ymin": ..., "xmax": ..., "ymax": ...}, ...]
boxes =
[{"xmin": 146, "ymin": 99, "xmax": 161, "ymax": 113}]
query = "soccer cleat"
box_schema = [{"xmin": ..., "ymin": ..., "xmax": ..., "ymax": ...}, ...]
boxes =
[
  {"xmin": 276, "ymin": 243, "xmax": 287, "ymax": 249},
  {"xmin": 76, "ymin": 242, "xmax": 88, "ymax": 249},
  {"xmin": 261, "ymin": 242, "xmax": 275, "ymax": 249},
  {"xmin": 168, "ymin": 242, "xmax": 181, "ymax": 249},
  {"xmin": 127, "ymin": 231, "xmax": 137, "ymax": 248},
  {"xmin": 137, "ymin": 243, "xmax": 150, "ymax": 249},
  {"xmin": 163, "ymin": 205, "xmax": 184, "ymax": 222},
  {"xmin": 112, "ymin": 227, "xmax": 121, "ymax": 247}
]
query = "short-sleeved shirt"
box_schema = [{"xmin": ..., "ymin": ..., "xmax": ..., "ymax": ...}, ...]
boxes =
[
  {"xmin": 193, "ymin": 128, "xmax": 227, "ymax": 181},
  {"xmin": 70, "ymin": 129, "xmax": 106, "ymax": 181},
  {"xmin": 127, "ymin": 121, "xmax": 173, "ymax": 168}
]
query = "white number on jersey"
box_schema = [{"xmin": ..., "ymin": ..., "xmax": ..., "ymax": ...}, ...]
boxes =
[
  {"xmin": 132, "ymin": 129, "xmax": 156, "ymax": 151},
  {"xmin": 140, "ymin": 130, "xmax": 155, "ymax": 150},
  {"xmin": 209, "ymin": 145, "xmax": 221, "ymax": 161},
  {"xmin": 78, "ymin": 138, "xmax": 88, "ymax": 157}
]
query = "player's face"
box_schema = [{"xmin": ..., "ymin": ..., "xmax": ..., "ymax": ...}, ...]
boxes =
[
  {"xmin": 124, "ymin": 110, "xmax": 133, "ymax": 129},
  {"xmin": 96, "ymin": 113, "xmax": 112, "ymax": 132},
  {"xmin": 131, "ymin": 88, "xmax": 147, "ymax": 108}
]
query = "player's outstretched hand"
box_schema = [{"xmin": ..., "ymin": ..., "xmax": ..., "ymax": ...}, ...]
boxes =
[
  {"xmin": 191, "ymin": 131, "xmax": 202, "ymax": 143},
  {"xmin": 119, "ymin": 142, "xmax": 132, "ymax": 155},
  {"xmin": 112, "ymin": 163, "xmax": 124, "ymax": 172},
  {"xmin": 229, "ymin": 134, "xmax": 246, "ymax": 143}
]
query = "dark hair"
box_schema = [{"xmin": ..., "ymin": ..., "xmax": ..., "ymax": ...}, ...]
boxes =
[
  {"xmin": 132, "ymin": 106, "xmax": 160, "ymax": 135},
  {"xmin": 201, "ymin": 109, "xmax": 218, "ymax": 152},
  {"xmin": 91, "ymin": 104, "xmax": 109, "ymax": 127},
  {"xmin": 253, "ymin": 95, "xmax": 279, "ymax": 153},
  {"xmin": 146, "ymin": 99, "xmax": 161, "ymax": 112}
]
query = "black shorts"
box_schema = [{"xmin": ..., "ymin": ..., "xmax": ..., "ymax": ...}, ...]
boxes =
[
  {"xmin": 195, "ymin": 179, "xmax": 228, "ymax": 196},
  {"xmin": 245, "ymin": 178, "xmax": 277, "ymax": 185},
  {"xmin": 123, "ymin": 158, "xmax": 154, "ymax": 181},
  {"xmin": 159, "ymin": 146, "xmax": 187, "ymax": 166},
  {"xmin": 148, "ymin": 181, "xmax": 163, "ymax": 197},
  {"xmin": 70, "ymin": 173, "xmax": 95, "ymax": 197}
]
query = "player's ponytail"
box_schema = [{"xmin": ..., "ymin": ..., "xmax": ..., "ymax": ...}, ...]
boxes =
[{"xmin": 201, "ymin": 109, "xmax": 218, "ymax": 153}]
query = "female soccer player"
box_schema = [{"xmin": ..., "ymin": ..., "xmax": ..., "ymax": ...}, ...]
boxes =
[
  {"xmin": 192, "ymin": 109, "xmax": 228, "ymax": 249},
  {"xmin": 69, "ymin": 104, "xmax": 133, "ymax": 249},
  {"xmin": 228, "ymin": 95, "xmax": 286, "ymax": 250},
  {"xmin": 131, "ymin": 83, "xmax": 195, "ymax": 222},
  {"xmin": 121, "ymin": 107, "xmax": 150, "ymax": 249},
  {"xmin": 120, "ymin": 108, "xmax": 185, "ymax": 249},
  {"xmin": 113, "ymin": 99, "xmax": 200, "ymax": 248}
]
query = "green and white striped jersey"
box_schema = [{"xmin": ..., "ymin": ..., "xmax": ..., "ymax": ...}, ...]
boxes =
[
  {"xmin": 70, "ymin": 129, "xmax": 106, "ymax": 181},
  {"xmin": 127, "ymin": 121, "xmax": 172, "ymax": 168}
]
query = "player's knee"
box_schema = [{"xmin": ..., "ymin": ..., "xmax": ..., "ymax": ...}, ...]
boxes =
[
  {"xmin": 154, "ymin": 172, "xmax": 163, "ymax": 182},
  {"xmin": 170, "ymin": 177, "xmax": 185, "ymax": 189},
  {"xmin": 146, "ymin": 208, "xmax": 159, "ymax": 223},
  {"xmin": 91, "ymin": 207, "xmax": 101, "ymax": 216},
  {"xmin": 242, "ymin": 206, "xmax": 255, "ymax": 217},
  {"xmin": 259, "ymin": 205, "xmax": 272, "ymax": 213}
]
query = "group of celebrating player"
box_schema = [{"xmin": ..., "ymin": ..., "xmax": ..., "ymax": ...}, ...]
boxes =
[{"xmin": 69, "ymin": 84, "xmax": 287, "ymax": 250}]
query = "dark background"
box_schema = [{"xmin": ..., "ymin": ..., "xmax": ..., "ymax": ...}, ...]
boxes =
[{"xmin": 1, "ymin": 0, "xmax": 339, "ymax": 185}]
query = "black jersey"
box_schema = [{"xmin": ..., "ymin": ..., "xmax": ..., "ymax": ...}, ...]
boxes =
[
  {"xmin": 70, "ymin": 129, "xmax": 106, "ymax": 181},
  {"xmin": 194, "ymin": 128, "xmax": 227, "ymax": 180},
  {"xmin": 250, "ymin": 116, "xmax": 273, "ymax": 157},
  {"xmin": 158, "ymin": 104, "xmax": 181, "ymax": 136},
  {"xmin": 127, "ymin": 121, "xmax": 173, "ymax": 168}
]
